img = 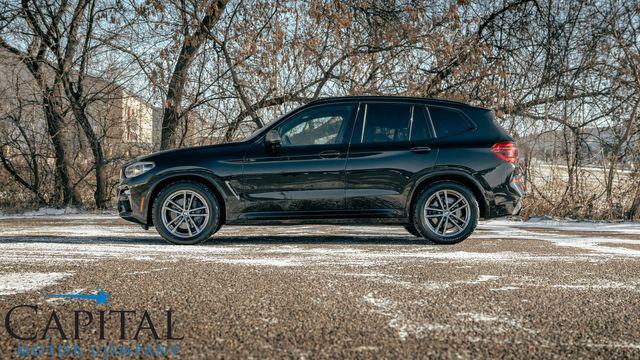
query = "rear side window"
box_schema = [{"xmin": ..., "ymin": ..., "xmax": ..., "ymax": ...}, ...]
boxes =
[
  {"xmin": 359, "ymin": 103, "xmax": 432, "ymax": 144},
  {"xmin": 362, "ymin": 103, "xmax": 411, "ymax": 143},
  {"xmin": 428, "ymin": 106, "xmax": 473, "ymax": 138}
]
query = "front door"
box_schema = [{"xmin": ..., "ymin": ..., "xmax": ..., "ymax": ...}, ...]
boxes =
[
  {"xmin": 240, "ymin": 103, "xmax": 358, "ymax": 219},
  {"xmin": 345, "ymin": 102, "xmax": 438, "ymax": 217}
]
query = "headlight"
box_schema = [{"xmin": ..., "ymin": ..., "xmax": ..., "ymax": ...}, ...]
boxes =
[{"xmin": 124, "ymin": 161, "xmax": 155, "ymax": 178}]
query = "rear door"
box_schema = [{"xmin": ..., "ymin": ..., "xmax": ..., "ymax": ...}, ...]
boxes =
[{"xmin": 345, "ymin": 102, "xmax": 438, "ymax": 217}]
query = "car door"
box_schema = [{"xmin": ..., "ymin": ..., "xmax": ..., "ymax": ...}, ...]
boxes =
[
  {"xmin": 345, "ymin": 102, "xmax": 438, "ymax": 217},
  {"xmin": 240, "ymin": 103, "xmax": 358, "ymax": 219}
]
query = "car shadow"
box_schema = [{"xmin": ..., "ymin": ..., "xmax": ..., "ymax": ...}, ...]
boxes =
[{"xmin": 0, "ymin": 234, "xmax": 426, "ymax": 246}]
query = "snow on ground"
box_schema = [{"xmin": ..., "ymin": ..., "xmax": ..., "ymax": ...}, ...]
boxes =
[
  {"xmin": 0, "ymin": 272, "xmax": 72, "ymax": 295},
  {"xmin": 482, "ymin": 219, "xmax": 640, "ymax": 257},
  {"xmin": 494, "ymin": 217, "xmax": 640, "ymax": 234},
  {"xmin": 0, "ymin": 214, "xmax": 639, "ymax": 354},
  {"xmin": 0, "ymin": 215, "xmax": 638, "ymax": 266}
]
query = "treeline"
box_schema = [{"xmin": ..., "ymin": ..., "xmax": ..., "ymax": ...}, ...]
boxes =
[{"xmin": 0, "ymin": 0, "xmax": 639, "ymax": 219}]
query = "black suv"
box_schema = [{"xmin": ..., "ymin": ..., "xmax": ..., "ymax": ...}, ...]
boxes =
[{"xmin": 118, "ymin": 96, "xmax": 523, "ymax": 245}]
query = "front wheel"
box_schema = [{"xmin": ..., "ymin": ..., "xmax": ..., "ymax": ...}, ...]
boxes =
[
  {"xmin": 152, "ymin": 181, "xmax": 221, "ymax": 245},
  {"xmin": 412, "ymin": 181, "xmax": 478, "ymax": 244}
]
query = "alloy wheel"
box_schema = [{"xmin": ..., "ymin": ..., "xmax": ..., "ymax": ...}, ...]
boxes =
[
  {"xmin": 423, "ymin": 189, "xmax": 470, "ymax": 237},
  {"xmin": 161, "ymin": 190, "xmax": 210, "ymax": 238}
]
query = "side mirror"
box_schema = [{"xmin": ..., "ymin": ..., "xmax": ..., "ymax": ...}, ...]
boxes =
[{"xmin": 265, "ymin": 129, "xmax": 281, "ymax": 151}]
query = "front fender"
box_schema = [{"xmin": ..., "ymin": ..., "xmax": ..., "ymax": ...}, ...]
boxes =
[{"xmin": 141, "ymin": 167, "xmax": 240, "ymax": 225}]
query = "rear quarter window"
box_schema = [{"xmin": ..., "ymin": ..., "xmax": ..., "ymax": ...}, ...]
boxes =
[{"xmin": 428, "ymin": 106, "xmax": 474, "ymax": 138}]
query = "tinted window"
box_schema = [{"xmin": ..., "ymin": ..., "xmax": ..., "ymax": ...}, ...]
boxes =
[
  {"xmin": 362, "ymin": 103, "xmax": 411, "ymax": 143},
  {"xmin": 428, "ymin": 107, "xmax": 472, "ymax": 138},
  {"xmin": 278, "ymin": 104, "xmax": 354, "ymax": 146}
]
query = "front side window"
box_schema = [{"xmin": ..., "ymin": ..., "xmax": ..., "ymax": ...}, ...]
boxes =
[
  {"xmin": 277, "ymin": 104, "xmax": 354, "ymax": 146},
  {"xmin": 428, "ymin": 106, "xmax": 473, "ymax": 138}
]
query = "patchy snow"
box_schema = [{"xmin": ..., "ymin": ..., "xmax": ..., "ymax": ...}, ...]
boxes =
[
  {"xmin": 490, "ymin": 286, "xmax": 520, "ymax": 291},
  {"xmin": 217, "ymin": 258, "xmax": 298, "ymax": 267},
  {"xmin": 0, "ymin": 210, "xmax": 116, "ymax": 219},
  {"xmin": 8, "ymin": 207, "xmax": 83, "ymax": 217},
  {"xmin": 0, "ymin": 216, "xmax": 639, "ymax": 269},
  {"xmin": 457, "ymin": 312, "xmax": 537, "ymax": 334},
  {"xmin": 467, "ymin": 275, "xmax": 500, "ymax": 284},
  {"xmin": 551, "ymin": 280, "xmax": 637, "ymax": 291},
  {"xmin": 491, "ymin": 218, "xmax": 640, "ymax": 234},
  {"xmin": 481, "ymin": 220, "xmax": 640, "ymax": 257},
  {"xmin": 0, "ymin": 272, "xmax": 71, "ymax": 295},
  {"xmin": 124, "ymin": 268, "xmax": 169, "ymax": 276},
  {"xmin": 364, "ymin": 292, "xmax": 448, "ymax": 341}
]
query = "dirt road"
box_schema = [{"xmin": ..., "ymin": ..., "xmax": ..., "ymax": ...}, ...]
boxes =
[{"xmin": 0, "ymin": 215, "xmax": 638, "ymax": 358}]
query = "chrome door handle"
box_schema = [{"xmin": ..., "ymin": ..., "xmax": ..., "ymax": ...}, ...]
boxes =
[
  {"xmin": 319, "ymin": 150, "xmax": 340, "ymax": 159},
  {"xmin": 410, "ymin": 146, "xmax": 432, "ymax": 154}
]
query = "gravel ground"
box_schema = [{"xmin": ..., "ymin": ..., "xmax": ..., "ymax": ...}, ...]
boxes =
[{"xmin": 0, "ymin": 215, "xmax": 639, "ymax": 359}]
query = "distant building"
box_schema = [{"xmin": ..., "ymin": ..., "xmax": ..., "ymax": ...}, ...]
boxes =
[{"xmin": 0, "ymin": 49, "xmax": 162, "ymax": 158}]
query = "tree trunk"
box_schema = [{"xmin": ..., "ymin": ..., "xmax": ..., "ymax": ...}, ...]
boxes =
[
  {"xmin": 160, "ymin": 0, "xmax": 229, "ymax": 149},
  {"xmin": 42, "ymin": 91, "xmax": 80, "ymax": 206},
  {"xmin": 68, "ymin": 97, "xmax": 107, "ymax": 208}
]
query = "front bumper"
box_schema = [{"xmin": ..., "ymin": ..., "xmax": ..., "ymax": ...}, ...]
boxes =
[{"xmin": 117, "ymin": 184, "xmax": 149, "ymax": 226}]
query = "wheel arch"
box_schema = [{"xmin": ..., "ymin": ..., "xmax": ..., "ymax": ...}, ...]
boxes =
[
  {"xmin": 408, "ymin": 171, "xmax": 488, "ymax": 220},
  {"xmin": 146, "ymin": 173, "xmax": 227, "ymax": 226}
]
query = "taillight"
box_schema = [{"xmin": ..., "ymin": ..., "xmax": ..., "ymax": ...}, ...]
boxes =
[{"xmin": 492, "ymin": 141, "xmax": 519, "ymax": 163}]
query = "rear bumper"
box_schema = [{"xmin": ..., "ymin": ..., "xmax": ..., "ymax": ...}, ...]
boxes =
[{"xmin": 486, "ymin": 177, "xmax": 524, "ymax": 218}]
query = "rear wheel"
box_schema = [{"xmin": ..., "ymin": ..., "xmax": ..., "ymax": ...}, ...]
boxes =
[
  {"xmin": 152, "ymin": 181, "xmax": 221, "ymax": 245},
  {"xmin": 412, "ymin": 181, "xmax": 478, "ymax": 244}
]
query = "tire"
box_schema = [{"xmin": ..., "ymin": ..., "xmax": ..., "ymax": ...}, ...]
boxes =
[
  {"xmin": 403, "ymin": 223, "xmax": 422, "ymax": 237},
  {"xmin": 152, "ymin": 181, "xmax": 221, "ymax": 245},
  {"xmin": 412, "ymin": 181, "xmax": 478, "ymax": 244}
]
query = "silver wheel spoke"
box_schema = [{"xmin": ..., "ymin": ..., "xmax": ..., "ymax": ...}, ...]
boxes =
[
  {"xmin": 450, "ymin": 216, "xmax": 463, "ymax": 230},
  {"xmin": 166, "ymin": 215, "xmax": 181, "ymax": 228},
  {"xmin": 443, "ymin": 190, "xmax": 449, "ymax": 210},
  {"xmin": 169, "ymin": 217, "xmax": 184, "ymax": 234},
  {"xmin": 450, "ymin": 202, "xmax": 468, "ymax": 212},
  {"xmin": 435, "ymin": 194, "xmax": 445, "ymax": 210},
  {"xmin": 166, "ymin": 207, "xmax": 181, "ymax": 214},
  {"xmin": 167, "ymin": 200, "xmax": 183, "ymax": 211},
  {"xmin": 448, "ymin": 198, "xmax": 463, "ymax": 210},
  {"xmin": 450, "ymin": 214, "xmax": 467, "ymax": 227},
  {"xmin": 187, "ymin": 216, "xmax": 200, "ymax": 232},
  {"xmin": 187, "ymin": 192, "xmax": 194, "ymax": 210},
  {"xmin": 189, "ymin": 206, "xmax": 207, "ymax": 212},
  {"xmin": 185, "ymin": 218, "xmax": 193, "ymax": 236},
  {"xmin": 441, "ymin": 217, "xmax": 449, "ymax": 235}
]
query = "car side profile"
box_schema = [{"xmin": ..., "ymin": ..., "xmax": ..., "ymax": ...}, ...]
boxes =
[{"xmin": 117, "ymin": 96, "xmax": 524, "ymax": 245}]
